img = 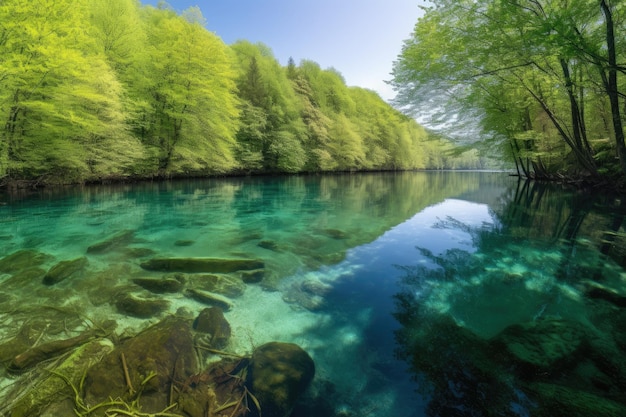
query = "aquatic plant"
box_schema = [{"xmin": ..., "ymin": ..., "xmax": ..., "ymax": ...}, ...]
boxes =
[{"xmin": 51, "ymin": 367, "xmax": 181, "ymax": 417}]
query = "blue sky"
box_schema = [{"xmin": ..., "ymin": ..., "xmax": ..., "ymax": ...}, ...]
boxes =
[{"xmin": 141, "ymin": 1, "xmax": 427, "ymax": 100}]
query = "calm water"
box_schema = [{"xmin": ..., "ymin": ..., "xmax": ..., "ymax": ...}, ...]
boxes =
[{"xmin": 1, "ymin": 172, "xmax": 625, "ymax": 416}]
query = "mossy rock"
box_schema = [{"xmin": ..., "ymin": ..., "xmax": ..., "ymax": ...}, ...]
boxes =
[
  {"xmin": 0, "ymin": 250, "xmax": 53, "ymax": 274},
  {"xmin": 258, "ymin": 240, "xmax": 280, "ymax": 251},
  {"xmin": 140, "ymin": 257, "xmax": 264, "ymax": 273},
  {"xmin": 1, "ymin": 267, "xmax": 46, "ymax": 292},
  {"xmin": 114, "ymin": 294, "xmax": 170, "ymax": 318},
  {"xmin": 492, "ymin": 319, "xmax": 588, "ymax": 374},
  {"xmin": 0, "ymin": 325, "xmax": 40, "ymax": 365},
  {"xmin": 42, "ymin": 257, "xmax": 88, "ymax": 285},
  {"xmin": 526, "ymin": 382, "xmax": 626, "ymax": 417},
  {"xmin": 123, "ymin": 247, "xmax": 157, "ymax": 258},
  {"xmin": 322, "ymin": 228, "xmax": 348, "ymax": 240},
  {"xmin": 132, "ymin": 277, "xmax": 183, "ymax": 293},
  {"xmin": 246, "ymin": 342, "xmax": 315, "ymax": 417},
  {"xmin": 188, "ymin": 274, "xmax": 245, "ymax": 298},
  {"xmin": 193, "ymin": 307, "xmax": 231, "ymax": 350},
  {"xmin": 87, "ymin": 230, "xmax": 135, "ymax": 254},
  {"xmin": 8, "ymin": 330, "xmax": 100, "ymax": 373},
  {"xmin": 83, "ymin": 316, "xmax": 197, "ymax": 415},
  {"xmin": 583, "ymin": 280, "xmax": 626, "ymax": 308},
  {"xmin": 240, "ymin": 269, "xmax": 265, "ymax": 284},
  {"xmin": 185, "ymin": 289, "xmax": 233, "ymax": 311},
  {"xmin": 7, "ymin": 339, "xmax": 114, "ymax": 417}
]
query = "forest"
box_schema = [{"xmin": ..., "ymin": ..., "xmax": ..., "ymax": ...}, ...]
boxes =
[
  {"xmin": 0, "ymin": 0, "xmax": 484, "ymax": 187},
  {"xmin": 391, "ymin": 0, "xmax": 626, "ymax": 187}
]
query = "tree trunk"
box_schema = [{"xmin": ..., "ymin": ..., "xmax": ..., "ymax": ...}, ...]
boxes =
[{"xmin": 600, "ymin": 0, "xmax": 626, "ymax": 178}]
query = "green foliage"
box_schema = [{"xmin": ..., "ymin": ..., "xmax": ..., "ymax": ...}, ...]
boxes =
[
  {"xmin": 0, "ymin": 0, "xmax": 459, "ymax": 185},
  {"xmin": 391, "ymin": 0, "xmax": 626, "ymax": 181},
  {"xmin": 138, "ymin": 6, "xmax": 240, "ymax": 175},
  {"xmin": 0, "ymin": 0, "xmax": 144, "ymax": 183}
]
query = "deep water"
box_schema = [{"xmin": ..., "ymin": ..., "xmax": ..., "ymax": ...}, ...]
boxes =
[{"xmin": 1, "ymin": 172, "xmax": 626, "ymax": 416}]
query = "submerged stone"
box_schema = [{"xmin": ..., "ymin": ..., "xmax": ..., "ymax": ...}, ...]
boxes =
[
  {"xmin": 42, "ymin": 257, "xmax": 88, "ymax": 285},
  {"xmin": 123, "ymin": 247, "xmax": 156, "ymax": 258},
  {"xmin": 526, "ymin": 382, "xmax": 626, "ymax": 417},
  {"xmin": 258, "ymin": 240, "xmax": 280, "ymax": 251},
  {"xmin": 2, "ymin": 267, "xmax": 46, "ymax": 291},
  {"xmin": 240, "ymin": 269, "xmax": 265, "ymax": 283},
  {"xmin": 86, "ymin": 230, "xmax": 135, "ymax": 254},
  {"xmin": 140, "ymin": 257, "xmax": 265, "ymax": 273},
  {"xmin": 0, "ymin": 249, "xmax": 52, "ymax": 274},
  {"xmin": 84, "ymin": 316, "xmax": 197, "ymax": 414},
  {"xmin": 582, "ymin": 280, "xmax": 626, "ymax": 308},
  {"xmin": 114, "ymin": 294, "xmax": 170, "ymax": 318},
  {"xmin": 132, "ymin": 277, "xmax": 183, "ymax": 293},
  {"xmin": 246, "ymin": 342, "xmax": 315, "ymax": 417},
  {"xmin": 492, "ymin": 319, "xmax": 588, "ymax": 374},
  {"xmin": 185, "ymin": 288, "xmax": 233, "ymax": 311},
  {"xmin": 193, "ymin": 307, "xmax": 231, "ymax": 349},
  {"xmin": 7, "ymin": 339, "xmax": 114, "ymax": 417},
  {"xmin": 188, "ymin": 274, "xmax": 245, "ymax": 298},
  {"xmin": 174, "ymin": 239, "xmax": 195, "ymax": 247},
  {"xmin": 322, "ymin": 228, "xmax": 348, "ymax": 240},
  {"xmin": 8, "ymin": 330, "xmax": 99, "ymax": 373}
]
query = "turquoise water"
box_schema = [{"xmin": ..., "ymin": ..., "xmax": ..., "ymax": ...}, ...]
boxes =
[{"xmin": 1, "ymin": 172, "xmax": 625, "ymax": 416}]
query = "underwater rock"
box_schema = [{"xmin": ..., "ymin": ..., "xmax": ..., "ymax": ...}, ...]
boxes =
[
  {"xmin": 240, "ymin": 269, "xmax": 265, "ymax": 283},
  {"xmin": 322, "ymin": 228, "xmax": 348, "ymax": 240},
  {"xmin": 0, "ymin": 249, "xmax": 52, "ymax": 273},
  {"xmin": 114, "ymin": 294, "xmax": 170, "ymax": 318},
  {"xmin": 86, "ymin": 230, "xmax": 135, "ymax": 254},
  {"xmin": 582, "ymin": 280, "xmax": 626, "ymax": 308},
  {"xmin": 132, "ymin": 277, "xmax": 183, "ymax": 293},
  {"xmin": 282, "ymin": 279, "xmax": 331, "ymax": 311},
  {"xmin": 301, "ymin": 279, "xmax": 332, "ymax": 297},
  {"xmin": 177, "ymin": 357, "xmax": 250, "ymax": 417},
  {"xmin": 0, "ymin": 325, "xmax": 41, "ymax": 365},
  {"xmin": 123, "ymin": 247, "xmax": 156, "ymax": 258},
  {"xmin": 188, "ymin": 274, "xmax": 245, "ymax": 298},
  {"xmin": 246, "ymin": 342, "xmax": 315, "ymax": 417},
  {"xmin": 2, "ymin": 267, "xmax": 46, "ymax": 292},
  {"xmin": 140, "ymin": 257, "xmax": 264, "ymax": 273},
  {"xmin": 192, "ymin": 307, "xmax": 231, "ymax": 350},
  {"xmin": 492, "ymin": 318, "xmax": 588, "ymax": 375},
  {"xmin": 84, "ymin": 316, "xmax": 198, "ymax": 414},
  {"xmin": 525, "ymin": 382, "xmax": 626, "ymax": 417},
  {"xmin": 8, "ymin": 328, "xmax": 103, "ymax": 373},
  {"xmin": 258, "ymin": 240, "xmax": 280, "ymax": 251},
  {"xmin": 42, "ymin": 257, "xmax": 88, "ymax": 285},
  {"xmin": 185, "ymin": 288, "xmax": 233, "ymax": 311},
  {"xmin": 174, "ymin": 239, "xmax": 195, "ymax": 247},
  {"xmin": 6, "ymin": 339, "xmax": 114, "ymax": 417}
]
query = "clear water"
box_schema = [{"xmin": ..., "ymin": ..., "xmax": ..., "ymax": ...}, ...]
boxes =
[{"xmin": 1, "ymin": 172, "xmax": 625, "ymax": 416}]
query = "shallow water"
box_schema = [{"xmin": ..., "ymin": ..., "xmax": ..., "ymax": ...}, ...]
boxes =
[{"xmin": 1, "ymin": 172, "xmax": 625, "ymax": 416}]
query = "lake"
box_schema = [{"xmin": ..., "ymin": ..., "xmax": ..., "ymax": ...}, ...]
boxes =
[{"xmin": 0, "ymin": 171, "xmax": 625, "ymax": 416}]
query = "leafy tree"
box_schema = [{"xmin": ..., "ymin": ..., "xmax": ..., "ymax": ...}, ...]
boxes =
[
  {"xmin": 391, "ymin": 0, "xmax": 626, "ymax": 182},
  {"xmin": 0, "ymin": 0, "xmax": 142, "ymax": 183},
  {"xmin": 232, "ymin": 41, "xmax": 306, "ymax": 173},
  {"xmin": 138, "ymin": 6, "xmax": 240, "ymax": 175}
]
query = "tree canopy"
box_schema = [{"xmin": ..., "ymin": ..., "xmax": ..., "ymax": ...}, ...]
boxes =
[
  {"xmin": 391, "ymin": 0, "xmax": 626, "ymax": 185},
  {"xmin": 0, "ymin": 0, "xmax": 480, "ymax": 186}
]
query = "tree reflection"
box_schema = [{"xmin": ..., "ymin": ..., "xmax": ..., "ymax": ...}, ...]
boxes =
[{"xmin": 393, "ymin": 179, "xmax": 626, "ymax": 416}]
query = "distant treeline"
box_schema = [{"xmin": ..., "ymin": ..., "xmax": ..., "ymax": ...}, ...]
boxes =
[{"xmin": 0, "ymin": 0, "xmax": 484, "ymax": 186}]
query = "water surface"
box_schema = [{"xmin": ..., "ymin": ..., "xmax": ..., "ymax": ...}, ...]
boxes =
[{"xmin": 1, "ymin": 172, "xmax": 625, "ymax": 416}]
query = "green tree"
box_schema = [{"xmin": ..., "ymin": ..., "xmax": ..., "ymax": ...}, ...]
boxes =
[
  {"xmin": 0, "ymin": 0, "xmax": 142, "ymax": 183},
  {"xmin": 232, "ymin": 41, "xmax": 306, "ymax": 173},
  {"xmin": 391, "ymin": 0, "xmax": 626, "ymax": 181},
  {"xmin": 138, "ymin": 6, "xmax": 240, "ymax": 175}
]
